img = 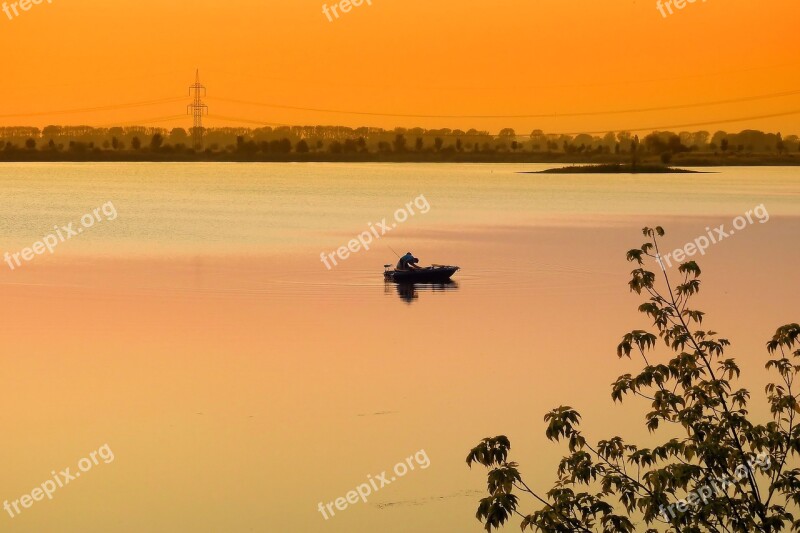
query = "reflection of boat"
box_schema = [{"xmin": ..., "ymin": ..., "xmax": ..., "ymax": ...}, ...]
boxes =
[
  {"xmin": 387, "ymin": 280, "xmax": 459, "ymax": 303},
  {"xmin": 383, "ymin": 265, "xmax": 460, "ymax": 283}
]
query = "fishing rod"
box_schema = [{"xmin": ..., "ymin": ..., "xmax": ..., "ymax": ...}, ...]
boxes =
[{"xmin": 384, "ymin": 245, "xmax": 401, "ymax": 271}]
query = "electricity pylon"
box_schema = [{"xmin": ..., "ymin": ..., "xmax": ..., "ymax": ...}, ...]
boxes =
[{"xmin": 187, "ymin": 69, "xmax": 208, "ymax": 149}]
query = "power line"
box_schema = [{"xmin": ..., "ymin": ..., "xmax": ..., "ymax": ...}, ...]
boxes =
[
  {"xmin": 206, "ymin": 88, "xmax": 800, "ymax": 120},
  {"xmin": 550, "ymin": 108, "xmax": 800, "ymax": 136},
  {"xmin": 205, "ymin": 108, "xmax": 800, "ymax": 137},
  {"xmin": 207, "ymin": 114, "xmax": 291, "ymax": 127},
  {"xmin": 209, "ymin": 61, "xmax": 796, "ymax": 92},
  {"xmin": 0, "ymin": 97, "xmax": 185, "ymax": 119},
  {"xmin": 96, "ymin": 114, "xmax": 189, "ymax": 128},
  {"xmin": 31, "ymin": 106, "xmax": 800, "ymax": 138}
]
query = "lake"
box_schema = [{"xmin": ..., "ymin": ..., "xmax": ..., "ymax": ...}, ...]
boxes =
[{"xmin": 0, "ymin": 163, "xmax": 798, "ymax": 532}]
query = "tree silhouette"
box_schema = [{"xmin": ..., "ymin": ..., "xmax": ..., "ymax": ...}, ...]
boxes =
[
  {"xmin": 343, "ymin": 138, "xmax": 358, "ymax": 153},
  {"xmin": 150, "ymin": 133, "xmax": 164, "ymax": 151},
  {"xmin": 467, "ymin": 227, "xmax": 799, "ymax": 532},
  {"xmin": 393, "ymin": 134, "xmax": 407, "ymax": 152},
  {"xmin": 630, "ymin": 136, "xmax": 640, "ymax": 167}
]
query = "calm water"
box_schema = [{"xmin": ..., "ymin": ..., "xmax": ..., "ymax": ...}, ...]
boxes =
[{"xmin": 0, "ymin": 163, "xmax": 798, "ymax": 532}]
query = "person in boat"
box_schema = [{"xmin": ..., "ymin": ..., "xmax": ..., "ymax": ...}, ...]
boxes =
[{"xmin": 397, "ymin": 251, "xmax": 421, "ymax": 271}]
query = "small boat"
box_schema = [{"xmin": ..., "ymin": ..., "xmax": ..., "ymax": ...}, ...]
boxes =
[{"xmin": 383, "ymin": 264, "xmax": 460, "ymax": 283}]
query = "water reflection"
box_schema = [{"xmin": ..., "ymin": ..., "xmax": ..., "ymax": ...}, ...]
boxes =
[{"xmin": 384, "ymin": 280, "xmax": 459, "ymax": 303}]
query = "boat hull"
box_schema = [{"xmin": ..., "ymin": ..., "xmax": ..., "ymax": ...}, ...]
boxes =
[{"xmin": 384, "ymin": 266, "xmax": 459, "ymax": 283}]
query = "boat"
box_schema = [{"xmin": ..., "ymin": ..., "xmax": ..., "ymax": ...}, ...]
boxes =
[{"xmin": 383, "ymin": 264, "xmax": 460, "ymax": 283}]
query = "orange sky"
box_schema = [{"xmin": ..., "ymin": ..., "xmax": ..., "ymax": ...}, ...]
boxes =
[{"xmin": 1, "ymin": 0, "xmax": 799, "ymax": 135}]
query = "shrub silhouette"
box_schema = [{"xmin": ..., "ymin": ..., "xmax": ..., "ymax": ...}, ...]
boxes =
[{"xmin": 467, "ymin": 227, "xmax": 799, "ymax": 532}]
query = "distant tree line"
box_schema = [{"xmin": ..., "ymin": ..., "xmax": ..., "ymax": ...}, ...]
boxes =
[{"xmin": 0, "ymin": 125, "xmax": 797, "ymax": 159}]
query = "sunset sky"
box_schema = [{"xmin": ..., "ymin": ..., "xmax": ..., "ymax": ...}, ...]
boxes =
[{"xmin": 1, "ymin": 0, "xmax": 799, "ymax": 135}]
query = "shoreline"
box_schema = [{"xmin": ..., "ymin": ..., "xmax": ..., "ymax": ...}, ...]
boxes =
[{"xmin": 1, "ymin": 153, "xmax": 799, "ymax": 165}]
